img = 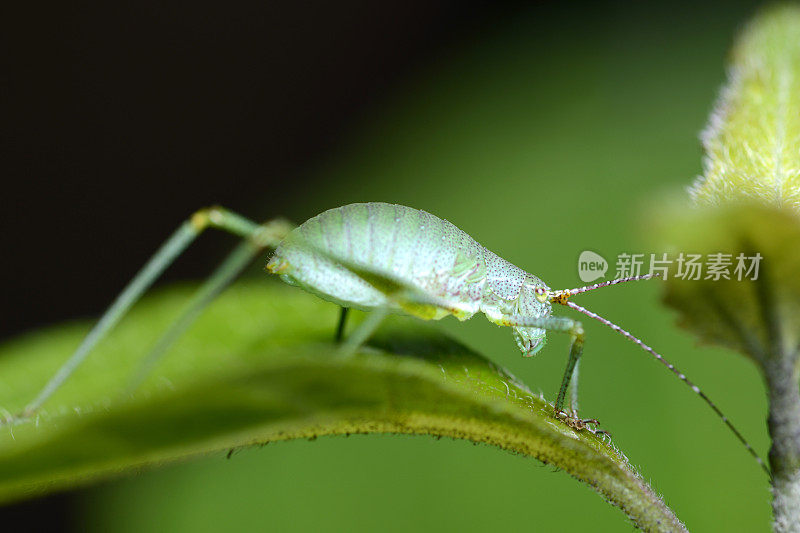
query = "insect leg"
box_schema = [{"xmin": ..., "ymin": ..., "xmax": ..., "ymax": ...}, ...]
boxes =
[
  {"xmin": 16, "ymin": 207, "xmax": 293, "ymax": 421},
  {"xmin": 563, "ymin": 299, "xmax": 772, "ymax": 477},
  {"xmin": 567, "ymin": 358, "xmax": 580, "ymax": 414},
  {"xmin": 335, "ymin": 307, "xmax": 350, "ymax": 343},
  {"xmin": 125, "ymin": 236, "xmax": 279, "ymax": 392},
  {"xmin": 337, "ymin": 307, "xmax": 389, "ymax": 358},
  {"xmin": 503, "ymin": 315, "xmax": 588, "ymax": 419},
  {"xmin": 556, "ymin": 323, "xmax": 584, "ymax": 416}
]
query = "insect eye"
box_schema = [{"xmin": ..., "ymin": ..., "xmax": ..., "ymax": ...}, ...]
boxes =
[{"xmin": 533, "ymin": 286, "xmax": 548, "ymax": 302}]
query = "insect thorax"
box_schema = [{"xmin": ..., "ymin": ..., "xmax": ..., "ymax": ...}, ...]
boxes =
[
  {"xmin": 479, "ymin": 257, "xmax": 552, "ymax": 356},
  {"xmin": 512, "ymin": 278, "xmax": 552, "ymax": 356}
]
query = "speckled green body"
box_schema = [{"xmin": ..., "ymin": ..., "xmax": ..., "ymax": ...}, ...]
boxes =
[{"xmin": 267, "ymin": 202, "xmax": 552, "ymax": 354}]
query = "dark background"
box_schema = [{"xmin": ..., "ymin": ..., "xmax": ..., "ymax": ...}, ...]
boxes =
[
  {"xmin": 2, "ymin": 1, "xmax": 770, "ymax": 531},
  {"xmin": 3, "ymin": 2, "xmax": 528, "ymax": 529},
  {"xmin": 4, "ymin": 1, "xmax": 507, "ymax": 339}
]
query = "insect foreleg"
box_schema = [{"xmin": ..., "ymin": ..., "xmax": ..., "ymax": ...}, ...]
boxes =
[
  {"xmin": 558, "ymin": 328, "xmax": 584, "ymax": 416},
  {"xmin": 567, "ymin": 357, "xmax": 580, "ymax": 415},
  {"xmin": 15, "ymin": 207, "xmax": 293, "ymax": 422},
  {"xmin": 504, "ymin": 315, "xmax": 586, "ymax": 419}
]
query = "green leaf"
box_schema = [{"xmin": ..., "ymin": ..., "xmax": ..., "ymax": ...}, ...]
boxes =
[
  {"xmin": 659, "ymin": 5, "xmax": 800, "ymax": 525},
  {"xmin": 0, "ymin": 282, "xmax": 683, "ymax": 531},
  {"xmin": 655, "ymin": 189, "xmax": 800, "ymax": 533},
  {"xmin": 689, "ymin": 4, "xmax": 800, "ymax": 211},
  {"xmin": 654, "ymin": 203, "xmax": 800, "ymax": 368},
  {"xmin": 660, "ymin": 2, "xmax": 800, "ymax": 393}
]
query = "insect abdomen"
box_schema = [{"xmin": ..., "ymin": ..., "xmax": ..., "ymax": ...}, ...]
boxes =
[{"xmin": 268, "ymin": 203, "xmax": 487, "ymax": 317}]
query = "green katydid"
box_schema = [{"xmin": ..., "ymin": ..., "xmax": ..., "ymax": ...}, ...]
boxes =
[{"xmin": 8, "ymin": 202, "xmax": 770, "ymax": 477}]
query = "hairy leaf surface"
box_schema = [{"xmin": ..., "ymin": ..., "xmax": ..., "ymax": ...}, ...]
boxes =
[{"xmin": 0, "ymin": 282, "xmax": 682, "ymax": 531}]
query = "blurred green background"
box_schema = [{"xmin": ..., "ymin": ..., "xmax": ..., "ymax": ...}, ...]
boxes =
[{"xmin": 5, "ymin": 1, "xmax": 776, "ymax": 531}]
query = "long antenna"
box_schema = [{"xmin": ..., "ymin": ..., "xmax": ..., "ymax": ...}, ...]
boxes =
[
  {"xmin": 565, "ymin": 273, "xmax": 661, "ymax": 296},
  {"xmin": 561, "ymin": 296, "xmax": 771, "ymax": 478}
]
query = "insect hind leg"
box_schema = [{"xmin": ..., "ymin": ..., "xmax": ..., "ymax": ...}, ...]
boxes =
[
  {"xmin": 12, "ymin": 208, "xmax": 293, "ymax": 423},
  {"xmin": 126, "ymin": 219, "xmax": 291, "ymax": 392}
]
